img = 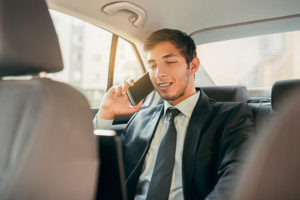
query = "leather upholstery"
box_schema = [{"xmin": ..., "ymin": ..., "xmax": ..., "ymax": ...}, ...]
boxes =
[
  {"xmin": 271, "ymin": 79, "xmax": 300, "ymax": 111},
  {"xmin": 201, "ymin": 86, "xmax": 249, "ymax": 103}
]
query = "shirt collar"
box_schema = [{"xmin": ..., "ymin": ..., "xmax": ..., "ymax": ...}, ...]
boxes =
[{"xmin": 163, "ymin": 91, "xmax": 200, "ymax": 118}]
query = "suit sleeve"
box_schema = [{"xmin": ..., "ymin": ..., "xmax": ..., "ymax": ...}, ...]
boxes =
[{"xmin": 205, "ymin": 103, "xmax": 255, "ymax": 200}]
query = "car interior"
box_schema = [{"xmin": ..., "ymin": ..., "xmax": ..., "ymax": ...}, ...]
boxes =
[{"xmin": 0, "ymin": 0, "xmax": 300, "ymax": 199}]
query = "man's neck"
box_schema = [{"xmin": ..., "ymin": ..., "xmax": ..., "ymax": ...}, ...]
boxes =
[
  {"xmin": 168, "ymin": 89, "xmax": 197, "ymax": 106},
  {"xmin": 164, "ymin": 91, "xmax": 200, "ymax": 118}
]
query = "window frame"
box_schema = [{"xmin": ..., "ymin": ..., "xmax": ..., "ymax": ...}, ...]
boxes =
[{"xmin": 106, "ymin": 34, "xmax": 146, "ymax": 91}]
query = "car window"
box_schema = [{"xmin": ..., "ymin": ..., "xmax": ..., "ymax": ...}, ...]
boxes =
[
  {"xmin": 113, "ymin": 37, "xmax": 144, "ymax": 85},
  {"xmin": 197, "ymin": 30, "xmax": 300, "ymax": 89},
  {"xmin": 48, "ymin": 10, "xmax": 112, "ymax": 107},
  {"xmin": 48, "ymin": 10, "xmax": 144, "ymax": 108}
]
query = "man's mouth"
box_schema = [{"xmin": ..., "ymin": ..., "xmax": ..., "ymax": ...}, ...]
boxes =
[{"xmin": 158, "ymin": 82, "xmax": 172, "ymax": 90}]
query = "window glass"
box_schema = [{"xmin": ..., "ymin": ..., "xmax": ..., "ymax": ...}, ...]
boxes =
[
  {"xmin": 49, "ymin": 10, "xmax": 112, "ymax": 107},
  {"xmin": 197, "ymin": 30, "xmax": 300, "ymax": 89},
  {"xmin": 113, "ymin": 38, "xmax": 144, "ymax": 85}
]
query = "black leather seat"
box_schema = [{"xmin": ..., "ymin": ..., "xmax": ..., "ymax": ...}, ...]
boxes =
[
  {"xmin": 201, "ymin": 86, "xmax": 249, "ymax": 103},
  {"xmin": 250, "ymin": 79, "xmax": 300, "ymax": 129},
  {"xmin": 199, "ymin": 80, "xmax": 300, "ymax": 132},
  {"xmin": 271, "ymin": 79, "xmax": 300, "ymax": 111}
]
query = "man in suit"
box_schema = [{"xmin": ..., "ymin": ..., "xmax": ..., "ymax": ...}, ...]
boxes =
[{"xmin": 94, "ymin": 29, "xmax": 254, "ymax": 200}]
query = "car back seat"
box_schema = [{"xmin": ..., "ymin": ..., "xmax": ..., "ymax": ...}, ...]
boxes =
[
  {"xmin": 249, "ymin": 79, "xmax": 300, "ymax": 131},
  {"xmin": 95, "ymin": 80, "xmax": 300, "ymax": 134},
  {"xmin": 201, "ymin": 86, "xmax": 249, "ymax": 103},
  {"xmin": 271, "ymin": 79, "xmax": 300, "ymax": 111}
]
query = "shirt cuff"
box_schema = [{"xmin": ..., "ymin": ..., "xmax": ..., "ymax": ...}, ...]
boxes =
[{"xmin": 93, "ymin": 116, "xmax": 113, "ymax": 130}]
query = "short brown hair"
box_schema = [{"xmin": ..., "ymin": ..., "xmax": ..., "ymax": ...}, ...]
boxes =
[{"xmin": 143, "ymin": 28, "xmax": 197, "ymax": 64}]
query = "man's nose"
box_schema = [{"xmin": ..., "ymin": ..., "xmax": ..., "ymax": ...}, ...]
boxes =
[{"xmin": 155, "ymin": 64, "xmax": 167, "ymax": 78}]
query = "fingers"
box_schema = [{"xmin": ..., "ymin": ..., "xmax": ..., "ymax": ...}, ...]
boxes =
[
  {"xmin": 129, "ymin": 101, "xmax": 143, "ymax": 112},
  {"xmin": 135, "ymin": 101, "xmax": 143, "ymax": 110},
  {"xmin": 115, "ymin": 85, "xmax": 122, "ymax": 97},
  {"xmin": 112, "ymin": 79, "xmax": 135, "ymax": 98},
  {"xmin": 122, "ymin": 81, "xmax": 129, "ymax": 94},
  {"xmin": 122, "ymin": 79, "xmax": 135, "ymax": 94},
  {"xmin": 129, "ymin": 79, "xmax": 135, "ymax": 87}
]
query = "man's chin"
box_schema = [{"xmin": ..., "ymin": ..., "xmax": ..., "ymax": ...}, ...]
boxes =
[
  {"xmin": 159, "ymin": 93, "xmax": 178, "ymax": 102},
  {"xmin": 158, "ymin": 90, "xmax": 185, "ymax": 104},
  {"xmin": 159, "ymin": 94, "xmax": 174, "ymax": 101}
]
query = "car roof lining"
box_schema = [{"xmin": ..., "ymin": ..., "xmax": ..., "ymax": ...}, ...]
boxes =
[
  {"xmin": 47, "ymin": 0, "xmax": 300, "ymax": 46},
  {"xmin": 192, "ymin": 14, "xmax": 300, "ymax": 45}
]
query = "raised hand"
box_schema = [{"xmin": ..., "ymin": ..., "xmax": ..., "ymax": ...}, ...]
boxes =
[{"xmin": 97, "ymin": 80, "xmax": 143, "ymax": 120}]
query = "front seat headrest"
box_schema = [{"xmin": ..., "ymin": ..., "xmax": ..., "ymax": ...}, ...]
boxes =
[
  {"xmin": 0, "ymin": 0, "xmax": 63, "ymax": 76},
  {"xmin": 271, "ymin": 79, "xmax": 300, "ymax": 111}
]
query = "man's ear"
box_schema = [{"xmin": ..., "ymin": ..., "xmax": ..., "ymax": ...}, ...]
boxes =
[{"xmin": 189, "ymin": 57, "xmax": 200, "ymax": 75}]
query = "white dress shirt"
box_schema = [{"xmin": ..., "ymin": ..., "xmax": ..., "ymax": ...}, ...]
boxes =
[{"xmin": 93, "ymin": 92, "xmax": 200, "ymax": 200}]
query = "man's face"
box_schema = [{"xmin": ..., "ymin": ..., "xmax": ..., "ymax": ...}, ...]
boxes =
[{"xmin": 146, "ymin": 41, "xmax": 199, "ymax": 105}]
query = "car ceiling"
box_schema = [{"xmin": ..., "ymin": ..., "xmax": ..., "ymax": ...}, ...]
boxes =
[{"xmin": 47, "ymin": 0, "xmax": 300, "ymax": 46}]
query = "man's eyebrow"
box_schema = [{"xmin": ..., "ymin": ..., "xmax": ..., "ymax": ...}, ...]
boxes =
[
  {"xmin": 147, "ymin": 54, "xmax": 178, "ymax": 64},
  {"xmin": 162, "ymin": 54, "xmax": 178, "ymax": 59}
]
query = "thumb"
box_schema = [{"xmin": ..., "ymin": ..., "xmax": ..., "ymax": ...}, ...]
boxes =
[{"xmin": 129, "ymin": 101, "xmax": 143, "ymax": 113}]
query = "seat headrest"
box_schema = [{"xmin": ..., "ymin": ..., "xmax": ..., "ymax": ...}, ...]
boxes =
[
  {"xmin": 201, "ymin": 86, "xmax": 249, "ymax": 102},
  {"xmin": 271, "ymin": 79, "xmax": 300, "ymax": 111},
  {"xmin": 0, "ymin": 0, "xmax": 63, "ymax": 76}
]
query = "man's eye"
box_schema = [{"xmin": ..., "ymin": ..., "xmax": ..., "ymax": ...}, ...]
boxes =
[{"xmin": 166, "ymin": 61, "xmax": 176, "ymax": 64}]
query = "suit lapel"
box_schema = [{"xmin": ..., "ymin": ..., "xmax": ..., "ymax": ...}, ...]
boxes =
[{"xmin": 182, "ymin": 89, "xmax": 212, "ymax": 199}]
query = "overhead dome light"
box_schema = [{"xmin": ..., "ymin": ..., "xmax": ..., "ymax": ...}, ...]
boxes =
[{"xmin": 102, "ymin": 1, "xmax": 146, "ymax": 28}]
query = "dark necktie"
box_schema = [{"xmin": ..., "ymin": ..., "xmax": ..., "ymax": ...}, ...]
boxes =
[{"xmin": 146, "ymin": 108, "xmax": 180, "ymax": 200}]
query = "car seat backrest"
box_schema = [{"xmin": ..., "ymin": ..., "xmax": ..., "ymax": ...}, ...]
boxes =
[
  {"xmin": 201, "ymin": 86, "xmax": 249, "ymax": 103},
  {"xmin": 0, "ymin": 0, "xmax": 98, "ymax": 199},
  {"xmin": 271, "ymin": 79, "xmax": 300, "ymax": 111}
]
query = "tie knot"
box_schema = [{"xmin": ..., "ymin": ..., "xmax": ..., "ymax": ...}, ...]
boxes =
[{"xmin": 167, "ymin": 107, "xmax": 180, "ymax": 119}]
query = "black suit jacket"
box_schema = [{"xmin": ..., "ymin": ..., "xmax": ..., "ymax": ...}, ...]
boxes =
[{"xmin": 121, "ymin": 89, "xmax": 254, "ymax": 200}]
